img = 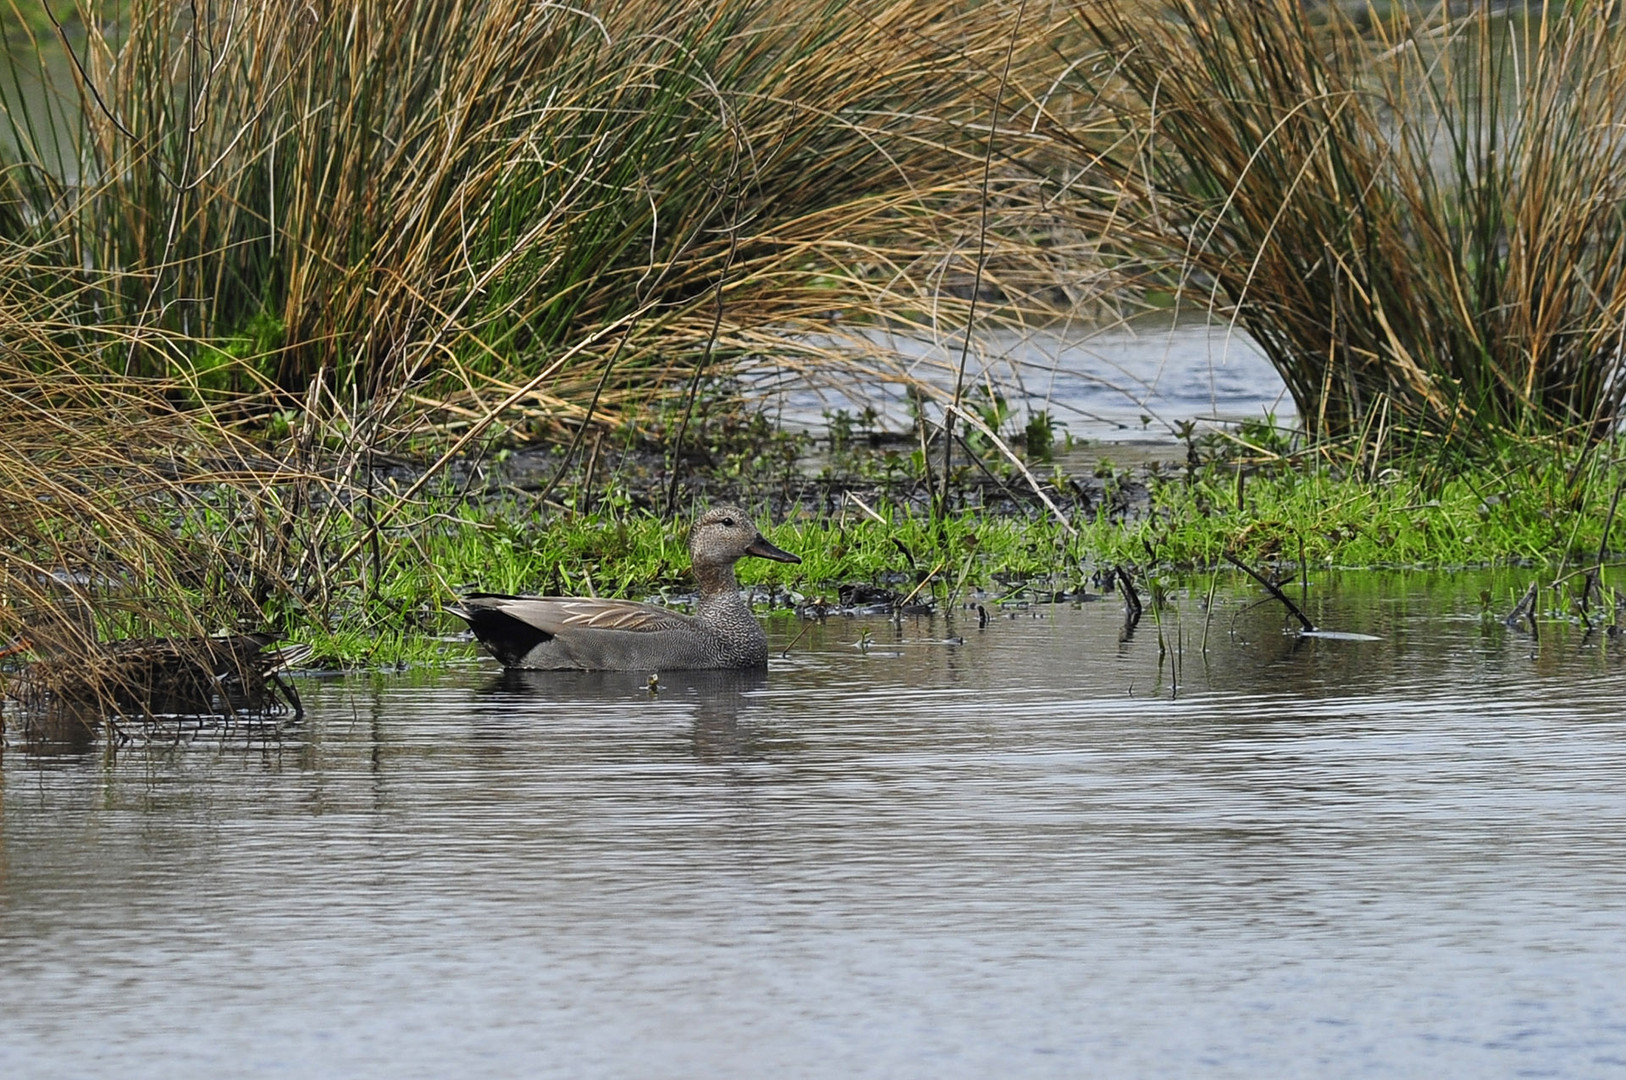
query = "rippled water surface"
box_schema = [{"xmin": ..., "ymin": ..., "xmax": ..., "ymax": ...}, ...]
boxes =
[{"xmin": 4, "ymin": 572, "xmax": 1626, "ymax": 1079}]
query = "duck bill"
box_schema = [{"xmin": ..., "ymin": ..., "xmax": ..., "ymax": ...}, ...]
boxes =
[{"xmin": 744, "ymin": 536, "xmax": 801, "ymax": 564}]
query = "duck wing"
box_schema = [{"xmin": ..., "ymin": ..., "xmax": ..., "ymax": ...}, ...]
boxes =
[
  {"xmin": 451, "ymin": 593, "xmax": 699, "ymax": 635},
  {"xmin": 447, "ymin": 593, "xmax": 709, "ymax": 669}
]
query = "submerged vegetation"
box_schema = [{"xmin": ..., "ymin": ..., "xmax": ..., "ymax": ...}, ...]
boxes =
[{"xmin": 2, "ymin": 1, "xmax": 1624, "ymax": 702}]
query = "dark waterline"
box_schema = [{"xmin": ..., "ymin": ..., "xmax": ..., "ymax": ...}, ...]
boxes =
[{"xmin": 3, "ymin": 572, "xmax": 1625, "ymax": 1079}]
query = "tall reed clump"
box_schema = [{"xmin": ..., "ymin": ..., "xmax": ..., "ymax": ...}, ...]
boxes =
[
  {"xmin": 1049, "ymin": 0, "xmax": 1626, "ymax": 447},
  {"xmin": 0, "ymin": 228, "xmax": 428, "ymax": 674},
  {"xmin": 0, "ymin": 311, "xmax": 436, "ymax": 673},
  {"xmin": 1, "ymin": 1, "xmax": 1097, "ymax": 682},
  {"xmin": 1, "ymin": 0, "xmax": 1074, "ymax": 420},
  {"xmin": 0, "ymin": 332, "xmax": 269, "ymax": 656}
]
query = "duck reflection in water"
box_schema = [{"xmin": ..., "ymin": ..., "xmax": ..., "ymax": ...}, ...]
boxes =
[{"xmin": 480, "ymin": 667, "xmax": 773, "ymax": 761}]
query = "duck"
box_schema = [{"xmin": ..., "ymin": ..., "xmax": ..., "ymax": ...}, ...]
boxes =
[{"xmin": 447, "ymin": 504, "xmax": 801, "ymax": 670}]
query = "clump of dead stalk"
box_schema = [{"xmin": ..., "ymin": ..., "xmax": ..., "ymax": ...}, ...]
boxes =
[
  {"xmin": 0, "ymin": 0, "xmax": 1105, "ymax": 738},
  {"xmin": 1051, "ymin": 0, "xmax": 1626, "ymax": 445},
  {"xmin": 0, "ymin": 335, "xmax": 325, "ymax": 737},
  {"xmin": 3, "ymin": 0, "xmax": 1094, "ymax": 408}
]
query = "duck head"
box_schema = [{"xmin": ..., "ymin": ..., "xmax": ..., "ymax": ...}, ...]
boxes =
[{"xmin": 688, "ymin": 504, "xmax": 801, "ymax": 577}]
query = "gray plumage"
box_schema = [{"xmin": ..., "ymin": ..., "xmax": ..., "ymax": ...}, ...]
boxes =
[{"xmin": 447, "ymin": 504, "xmax": 800, "ymax": 670}]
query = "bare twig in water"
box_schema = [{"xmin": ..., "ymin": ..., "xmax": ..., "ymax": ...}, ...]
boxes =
[
  {"xmin": 1223, "ymin": 552, "xmax": 1315, "ymax": 633},
  {"xmin": 1200, "ymin": 568, "xmax": 1220, "ymax": 657},
  {"xmin": 778, "ymin": 621, "xmax": 813, "ymax": 660},
  {"xmin": 1113, "ymin": 563, "xmax": 1142, "ymax": 640},
  {"xmin": 1564, "ymin": 477, "xmax": 1626, "ymax": 631},
  {"xmin": 1576, "ymin": 568, "xmax": 1603, "ymax": 631},
  {"xmin": 1502, "ymin": 581, "xmax": 1540, "ymax": 639},
  {"xmin": 1597, "ymin": 478, "xmax": 1624, "ymax": 568}
]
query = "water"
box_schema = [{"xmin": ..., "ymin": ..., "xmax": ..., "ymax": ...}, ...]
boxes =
[
  {"xmin": 4, "ymin": 572, "xmax": 1626, "ymax": 1078},
  {"xmin": 763, "ymin": 318, "xmax": 1289, "ymax": 445}
]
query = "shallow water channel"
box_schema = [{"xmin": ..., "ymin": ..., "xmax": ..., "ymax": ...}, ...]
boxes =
[
  {"xmin": 3, "ymin": 571, "xmax": 1626, "ymax": 1079},
  {"xmin": 766, "ymin": 316, "xmax": 1289, "ymax": 446}
]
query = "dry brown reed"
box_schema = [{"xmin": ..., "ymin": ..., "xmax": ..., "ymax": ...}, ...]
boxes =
[
  {"xmin": 1049, "ymin": 0, "xmax": 1626, "ymax": 446},
  {"xmin": 0, "ymin": 237, "xmax": 401, "ymax": 714},
  {"xmin": 5, "ymin": 0, "xmax": 1090, "ymax": 410},
  {"xmin": 1, "ymin": 0, "xmax": 1105, "ymax": 707}
]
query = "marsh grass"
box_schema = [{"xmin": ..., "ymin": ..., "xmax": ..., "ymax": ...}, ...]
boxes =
[
  {"xmin": 1053, "ymin": 0, "xmax": 1626, "ymax": 445},
  {"xmin": 280, "ymin": 438, "xmax": 1626, "ymax": 665},
  {"xmin": 0, "ymin": 0, "xmax": 1106, "ymax": 688},
  {"xmin": 10, "ymin": 0, "xmax": 1626, "ymax": 688},
  {"xmin": 5, "ymin": 345, "xmax": 1619, "ymax": 678},
  {"xmin": 1, "ymin": 0, "xmax": 1088, "ymax": 406},
  {"xmin": 0, "ymin": 335, "xmax": 332, "ymax": 648}
]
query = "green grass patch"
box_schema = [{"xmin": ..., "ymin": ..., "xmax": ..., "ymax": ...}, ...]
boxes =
[
  {"xmin": 1137, "ymin": 456, "xmax": 1622, "ymax": 571},
  {"xmin": 270, "ymin": 440, "xmax": 1625, "ymax": 666}
]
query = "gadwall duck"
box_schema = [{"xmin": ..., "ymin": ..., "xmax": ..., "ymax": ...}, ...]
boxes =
[{"xmin": 448, "ymin": 504, "xmax": 801, "ymax": 670}]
